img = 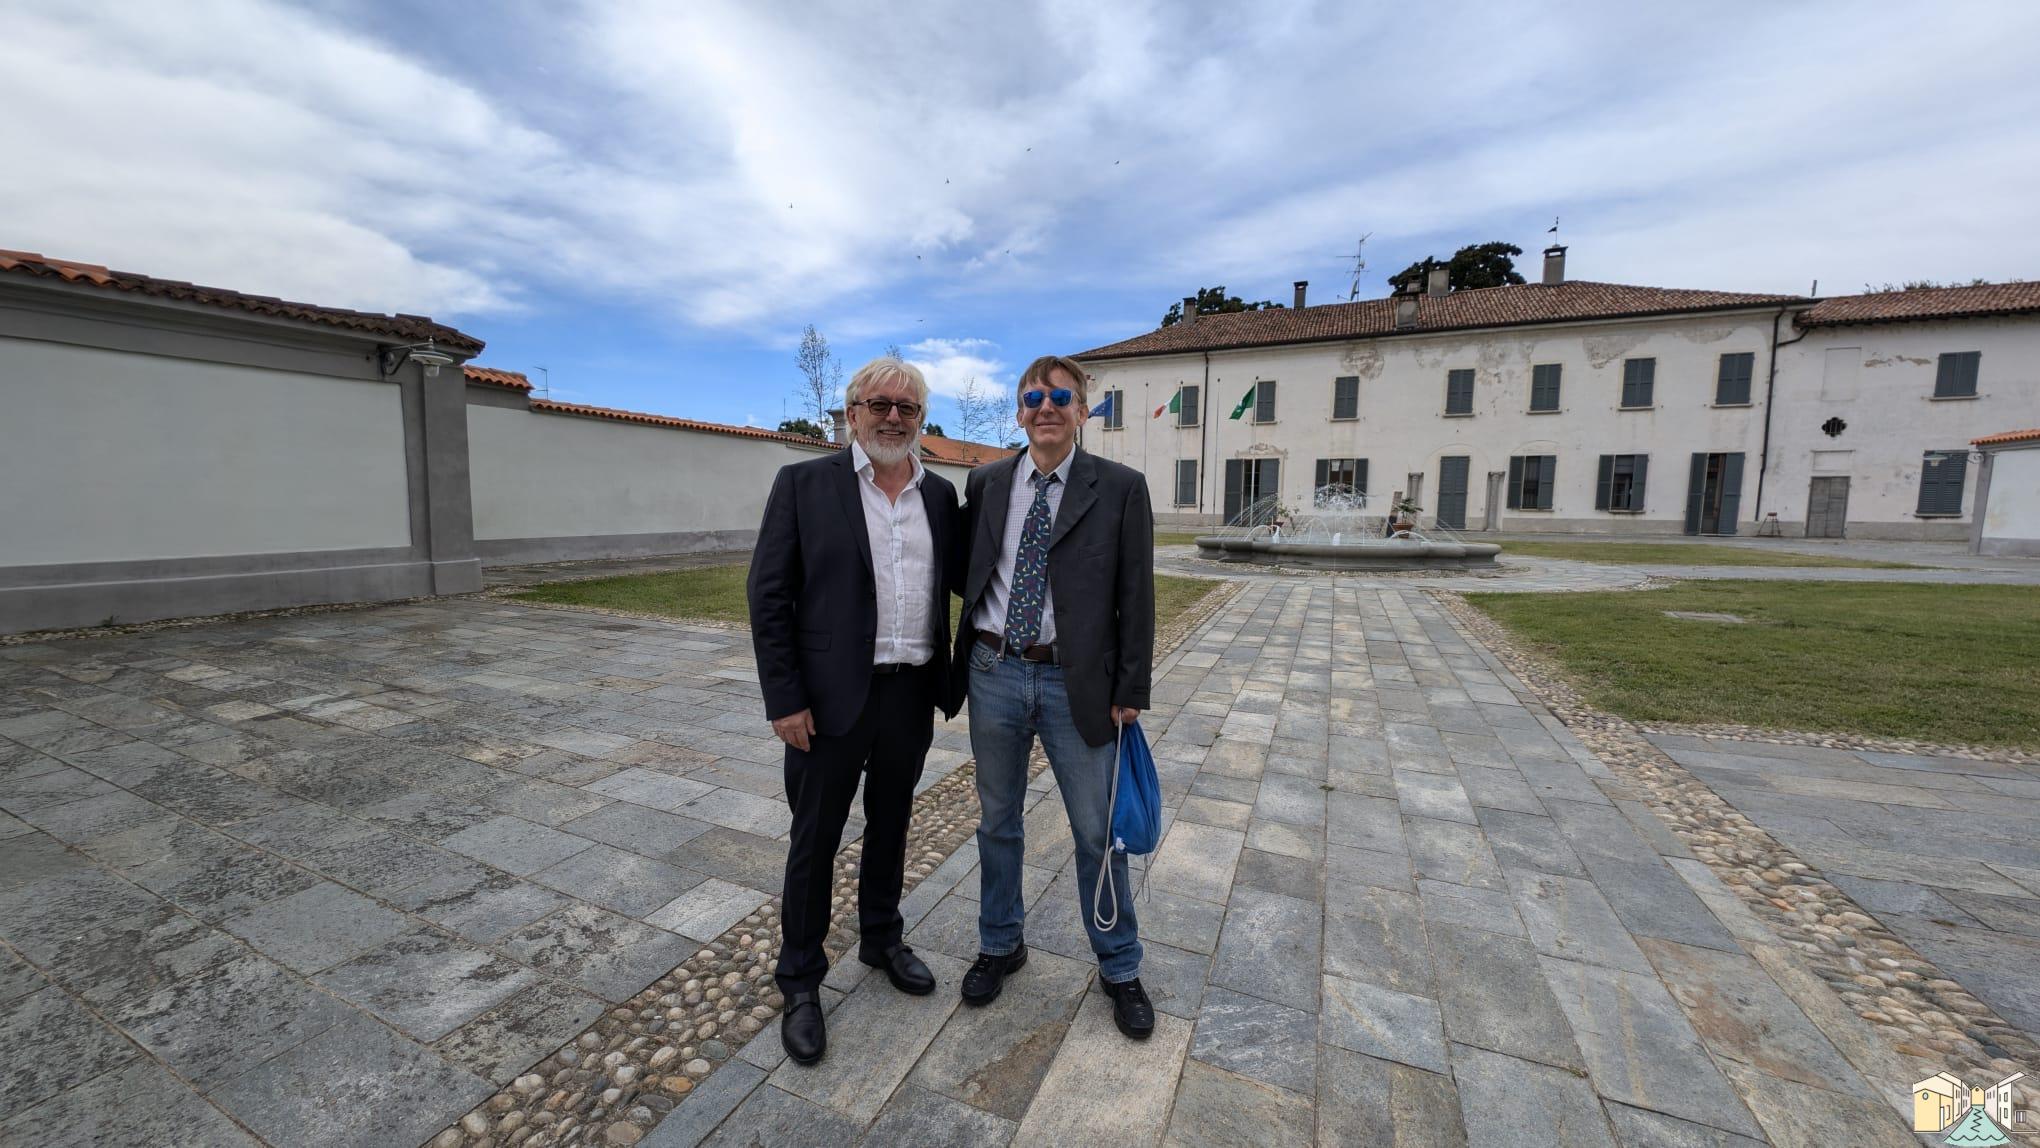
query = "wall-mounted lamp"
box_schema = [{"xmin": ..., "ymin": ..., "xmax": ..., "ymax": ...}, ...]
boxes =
[{"xmin": 377, "ymin": 340, "xmax": 456, "ymax": 378}]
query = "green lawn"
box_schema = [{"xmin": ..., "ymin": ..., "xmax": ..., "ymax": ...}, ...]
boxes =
[
  {"xmin": 511, "ymin": 564, "xmax": 1224, "ymax": 636},
  {"xmin": 1155, "ymin": 531, "xmax": 1206, "ymax": 547},
  {"xmin": 1499, "ymin": 540, "xmax": 1917, "ymax": 568},
  {"xmin": 1466, "ymin": 581, "xmax": 2040, "ymax": 748}
]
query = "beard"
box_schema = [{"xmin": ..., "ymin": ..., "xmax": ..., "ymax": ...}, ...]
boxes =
[{"xmin": 856, "ymin": 424, "xmax": 921, "ymax": 465}]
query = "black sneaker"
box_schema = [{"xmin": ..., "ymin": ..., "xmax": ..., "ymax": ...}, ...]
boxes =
[
  {"xmin": 960, "ymin": 946, "xmax": 1028, "ymax": 1006},
  {"xmin": 1101, "ymin": 976, "xmax": 1155, "ymax": 1040}
]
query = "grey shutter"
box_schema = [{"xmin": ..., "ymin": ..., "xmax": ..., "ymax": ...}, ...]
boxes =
[
  {"xmin": 1535, "ymin": 457, "xmax": 1555, "ymax": 509},
  {"xmin": 1935, "ymin": 352, "xmax": 1980, "ymax": 398},
  {"xmin": 1917, "ymin": 451, "xmax": 1967, "ymax": 514},
  {"xmin": 1718, "ymin": 453, "xmax": 1745, "ymax": 531},
  {"xmin": 1506, "ymin": 456, "xmax": 1524, "ymax": 510},
  {"xmin": 1631, "ymin": 455, "xmax": 1649, "ymax": 512},
  {"xmin": 1684, "ymin": 455, "xmax": 1706, "ymax": 534},
  {"xmin": 1623, "ymin": 359, "xmax": 1655, "ymax": 407},
  {"xmin": 1180, "ymin": 385, "xmax": 1200, "ymax": 426},
  {"xmin": 1223, "ymin": 459, "xmax": 1244, "ymax": 523},
  {"xmin": 1176, "ymin": 460, "xmax": 1197, "ymax": 506},
  {"xmin": 1263, "ymin": 460, "xmax": 1280, "ymax": 504},
  {"xmin": 1716, "ymin": 353, "xmax": 1753, "ymax": 404},
  {"xmin": 1256, "ymin": 381, "xmax": 1277, "ymax": 423},
  {"xmin": 1333, "ymin": 376, "xmax": 1359, "ymax": 419},
  {"xmin": 1354, "ymin": 459, "xmax": 1368, "ymax": 497},
  {"xmin": 1595, "ymin": 455, "xmax": 1614, "ymax": 510},
  {"xmin": 1314, "ymin": 459, "xmax": 1330, "ymax": 490},
  {"xmin": 1531, "ymin": 364, "xmax": 1561, "ymax": 411},
  {"xmin": 1445, "ymin": 369, "xmax": 1474, "ymax": 414}
]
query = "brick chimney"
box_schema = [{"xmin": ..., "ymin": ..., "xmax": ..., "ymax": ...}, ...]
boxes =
[
  {"xmin": 1293, "ymin": 280, "xmax": 1308, "ymax": 309},
  {"xmin": 1542, "ymin": 245, "xmax": 1567, "ymax": 286},
  {"xmin": 1426, "ymin": 264, "xmax": 1450, "ymax": 298},
  {"xmin": 1180, "ymin": 295, "xmax": 1197, "ymax": 326}
]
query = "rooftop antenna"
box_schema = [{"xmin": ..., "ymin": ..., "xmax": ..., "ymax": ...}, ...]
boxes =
[
  {"xmin": 534, "ymin": 365, "xmax": 551, "ymax": 399},
  {"xmin": 1338, "ymin": 234, "xmax": 1371, "ymax": 301}
]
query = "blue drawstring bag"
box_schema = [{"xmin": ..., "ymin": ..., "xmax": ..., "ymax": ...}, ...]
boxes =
[{"xmin": 1092, "ymin": 716, "xmax": 1161, "ymax": 931}]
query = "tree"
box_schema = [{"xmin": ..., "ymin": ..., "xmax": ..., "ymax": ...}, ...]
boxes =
[
  {"xmin": 923, "ymin": 422, "xmax": 947, "ymax": 437},
  {"xmin": 1160, "ymin": 286, "xmax": 1285, "ymax": 327},
  {"xmin": 884, "ymin": 343, "xmax": 905, "ymax": 360},
  {"xmin": 954, "ymin": 375, "xmax": 1008, "ymax": 445},
  {"xmin": 777, "ymin": 417, "xmax": 828, "ymax": 440},
  {"xmin": 1861, "ymin": 277, "xmax": 2001, "ymax": 293},
  {"xmin": 1387, "ymin": 242, "xmax": 1526, "ymax": 293},
  {"xmin": 794, "ymin": 325, "xmax": 842, "ymax": 426}
]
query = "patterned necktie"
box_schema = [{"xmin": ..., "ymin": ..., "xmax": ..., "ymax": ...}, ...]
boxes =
[{"xmin": 1002, "ymin": 471, "xmax": 1059, "ymax": 649}]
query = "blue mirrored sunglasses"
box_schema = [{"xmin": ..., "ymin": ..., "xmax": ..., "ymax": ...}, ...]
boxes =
[{"xmin": 1021, "ymin": 387, "xmax": 1075, "ymax": 409}]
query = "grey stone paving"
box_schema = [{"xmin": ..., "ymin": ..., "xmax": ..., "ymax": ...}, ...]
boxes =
[
  {"xmin": 0, "ymin": 560, "xmax": 2009, "ymax": 1144},
  {"xmin": 0, "ymin": 597, "xmax": 979, "ymax": 1146},
  {"xmin": 656, "ymin": 579, "xmax": 1925, "ymax": 1146}
]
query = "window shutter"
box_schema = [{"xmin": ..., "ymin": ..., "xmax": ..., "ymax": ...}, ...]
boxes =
[
  {"xmin": 1631, "ymin": 455, "xmax": 1649, "ymax": 512},
  {"xmin": 1176, "ymin": 460, "xmax": 1197, "ymax": 506},
  {"xmin": 1256, "ymin": 381, "xmax": 1277, "ymax": 423},
  {"xmin": 1354, "ymin": 459, "xmax": 1368, "ymax": 497},
  {"xmin": 1262, "ymin": 460, "xmax": 1280, "ymax": 506},
  {"xmin": 1333, "ymin": 376, "xmax": 1358, "ymax": 419},
  {"xmin": 1623, "ymin": 359, "xmax": 1655, "ymax": 407},
  {"xmin": 1507, "ymin": 456, "xmax": 1524, "ymax": 510},
  {"xmin": 1935, "ymin": 352, "xmax": 1980, "ymax": 398},
  {"xmin": 1180, "ymin": 385, "xmax": 1200, "ymax": 426},
  {"xmin": 1531, "ymin": 364, "xmax": 1561, "ymax": 411},
  {"xmin": 1595, "ymin": 455, "xmax": 1614, "ymax": 510},
  {"xmin": 1716, "ymin": 353, "xmax": 1753, "ymax": 405},
  {"xmin": 1315, "ymin": 459, "xmax": 1329, "ymax": 489},
  {"xmin": 1535, "ymin": 457, "xmax": 1555, "ymax": 510},
  {"xmin": 1917, "ymin": 451, "xmax": 1967, "ymax": 515},
  {"xmin": 1718, "ymin": 453, "xmax": 1745, "ymax": 531},
  {"xmin": 1223, "ymin": 459, "xmax": 1244, "ymax": 523},
  {"xmin": 1684, "ymin": 454, "xmax": 1706, "ymax": 534}
]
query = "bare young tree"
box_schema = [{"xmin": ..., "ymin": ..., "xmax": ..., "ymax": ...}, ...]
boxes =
[
  {"xmin": 794, "ymin": 325, "xmax": 841, "ymax": 426},
  {"xmin": 954, "ymin": 375, "xmax": 1009, "ymax": 446}
]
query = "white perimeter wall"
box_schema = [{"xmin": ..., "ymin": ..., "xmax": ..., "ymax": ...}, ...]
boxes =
[
  {"xmin": 1769, "ymin": 319, "xmax": 2040, "ymax": 535},
  {"xmin": 1984, "ymin": 448, "xmax": 2040, "ymax": 545},
  {"xmin": 1086, "ymin": 311, "xmax": 1778, "ymax": 532},
  {"xmin": 468, "ymin": 405, "xmax": 834, "ymax": 541},
  {"xmin": 1, "ymin": 335, "xmax": 411, "ymax": 565}
]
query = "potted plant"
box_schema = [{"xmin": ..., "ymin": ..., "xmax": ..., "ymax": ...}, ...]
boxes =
[{"xmin": 1388, "ymin": 497, "xmax": 1420, "ymax": 536}]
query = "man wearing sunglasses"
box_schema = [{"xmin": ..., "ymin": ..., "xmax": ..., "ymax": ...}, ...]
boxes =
[
  {"xmin": 748, "ymin": 357, "xmax": 965, "ymax": 1066},
  {"xmin": 953, "ymin": 354, "xmax": 1156, "ymax": 1040}
]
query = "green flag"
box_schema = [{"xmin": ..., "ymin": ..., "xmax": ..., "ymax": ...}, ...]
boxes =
[{"xmin": 1229, "ymin": 384, "xmax": 1256, "ymax": 420}]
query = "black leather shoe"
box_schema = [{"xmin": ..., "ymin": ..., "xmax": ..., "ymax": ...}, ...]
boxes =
[
  {"xmin": 781, "ymin": 991, "xmax": 826, "ymax": 1065},
  {"xmin": 1101, "ymin": 977, "xmax": 1155, "ymax": 1040},
  {"xmin": 960, "ymin": 946, "xmax": 1028, "ymax": 1006},
  {"xmin": 859, "ymin": 943, "xmax": 935, "ymax": 995}
]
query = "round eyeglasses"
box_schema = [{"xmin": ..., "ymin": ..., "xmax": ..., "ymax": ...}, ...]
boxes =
[
  {"xmin": 1021, "ymin": 387, "xmax": 1074, "ymax": 409},
  {"xmin": 853, "ymin": 399, "xmax": 923, "ymax": 420}
]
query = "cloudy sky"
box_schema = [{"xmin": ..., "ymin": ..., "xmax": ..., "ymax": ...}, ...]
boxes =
[{"xmin": 6, "ymin": 0, "xmax": 2038, "ymax": 434}]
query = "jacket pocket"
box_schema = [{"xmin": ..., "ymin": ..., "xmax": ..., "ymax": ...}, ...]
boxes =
[
  {"xmin": 798, "ymin": 630, "xmax": 832, "ymax": 651},
  {"xmin": 1102, "ymin": 647, "xmax": 1119, "ymax": 669}
]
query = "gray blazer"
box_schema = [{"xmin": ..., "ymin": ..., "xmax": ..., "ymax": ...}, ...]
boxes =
[{"xmin": 953, "ymin": 446, "xmax": 1154, "ymax": 747}]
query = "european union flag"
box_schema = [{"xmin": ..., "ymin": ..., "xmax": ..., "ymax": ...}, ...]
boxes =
[{"xmin": 1087, "ymin": 391, "xmax": 1114, "ymax": 421}]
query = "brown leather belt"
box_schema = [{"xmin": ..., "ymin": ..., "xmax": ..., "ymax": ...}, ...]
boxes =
[{"xmin": 976, "ymin": 632, "xmax": 1058, "ymax": 664}]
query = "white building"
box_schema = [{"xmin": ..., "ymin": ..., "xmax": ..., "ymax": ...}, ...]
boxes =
[{"xmin": 1076, "ymin": 249, "xmax": 2040, "ymax": 540}]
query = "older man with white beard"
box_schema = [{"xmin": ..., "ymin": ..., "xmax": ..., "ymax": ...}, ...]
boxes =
[{"xmin": 746, "ymin": 357, "xmax": 965, "ymax": 1065}]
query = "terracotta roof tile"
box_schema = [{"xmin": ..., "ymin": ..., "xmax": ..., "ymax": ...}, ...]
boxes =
[
  {"xmin": 463, "ymin": 365, "xmax": 533, "ymax": 390},
  {"xmin": 1800, "ymin": 282, "xmax": 2040, "ymax": 327},
  {"xmin": 1974, "ymin": 428, "xmax": 2040, "ymax": 447},
  {"xmin": 530, "ymin": 398, "xmax": 834, "ymax": 448},
  {"xmin": 1072, "ymin": 280, "xmax": 1807, "ymax": 361},
  {"xmin": 918, "ymin": 434, "xmax": 1015, "ymax": 465},
  {"xmin": 0, "ymin": 248, "xmax": 483, "ymax": 353}
]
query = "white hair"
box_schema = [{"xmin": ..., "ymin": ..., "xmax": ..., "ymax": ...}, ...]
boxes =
[{"xmin": 844, "ymin": 357, "xmax": 930, "ymax": 408}]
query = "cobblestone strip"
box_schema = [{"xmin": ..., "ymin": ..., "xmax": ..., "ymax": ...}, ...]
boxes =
[
  {"xmin": 428, "ymin": 577, "xmax": 1236, "ymax": 1148},
  {"xmin": 1433, "ymin": 589, "xmax": 2040, "ymax": 1102}
]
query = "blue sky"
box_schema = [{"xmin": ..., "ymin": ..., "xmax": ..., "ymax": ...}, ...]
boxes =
[{"xmin": 7, "ymin": 0, "xmax": 2039, "ymax": 438}]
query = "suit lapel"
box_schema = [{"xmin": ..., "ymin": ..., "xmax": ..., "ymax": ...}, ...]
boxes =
[
  {"xmin": 978, "ymin": 454, "xmax": 1018, "ymax": 555},
  {"xmin": 831, "ymin": 449, "xmax": 874, "ymax": 580},
  {"xmin": 1049, "ymin": 448, "xmax": 1099, "ymax": 548}
]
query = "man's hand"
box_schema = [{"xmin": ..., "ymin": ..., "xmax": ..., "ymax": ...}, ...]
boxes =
[
  {"xmin": 772, "ymin": 709, "xmax": 817, "ymax": 752},
  {"xmin": 1111, "ymin": 706, "xmax": 1141, "ymax": 727}
]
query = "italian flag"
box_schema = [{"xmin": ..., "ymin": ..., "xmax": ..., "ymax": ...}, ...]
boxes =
[{"xmin": 1153, "ymin": 392, "xmax": 1180, "ymax": 419}]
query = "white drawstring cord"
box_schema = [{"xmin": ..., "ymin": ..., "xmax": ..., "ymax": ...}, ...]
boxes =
[{"xmin": 1091, "ymin": 713, "xmax": 1125, "ymax": 933}]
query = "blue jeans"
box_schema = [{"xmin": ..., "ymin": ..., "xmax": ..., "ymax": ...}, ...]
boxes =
[{"xmin": 968, "ymin": 641, "xmax": 1142, "ymax": 983}]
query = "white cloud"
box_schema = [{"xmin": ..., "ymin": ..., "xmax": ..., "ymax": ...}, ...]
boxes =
[
  {"xmin": 4, "ymin": 0, "xmax": 2037, "ymax": 345},
  {"xmin": 902, "ymin": 337, "xmax": 1007, "ymax": 399}
]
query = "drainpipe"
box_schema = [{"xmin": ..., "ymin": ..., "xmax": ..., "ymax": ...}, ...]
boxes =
[
  {"xmin": 1754, "ymin": 304, "xmax": 1810, "ymax": 523},
  {"xmin": 1198, "ymin": 351, "xmax": 1211, "ymax": 516}
]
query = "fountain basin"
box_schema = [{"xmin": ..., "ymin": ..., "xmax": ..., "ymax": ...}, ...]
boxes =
[{"xmin": 1195, "ymin": 536, "xmax": 1501, "ymax": 570}]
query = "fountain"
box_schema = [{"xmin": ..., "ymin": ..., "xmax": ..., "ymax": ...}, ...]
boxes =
[{"xmin": 1193, "ymin": 485, "xmax": 1501, "ymax": 570}]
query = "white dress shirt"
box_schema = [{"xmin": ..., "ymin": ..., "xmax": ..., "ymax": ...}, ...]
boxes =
[
  {"xmin": 851, "ymin": 439, "xmax": 937, "ymax": 666},
  {"xmin": 972, "ymin": 446, "xmax": 1074, "ymax": 647}
]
